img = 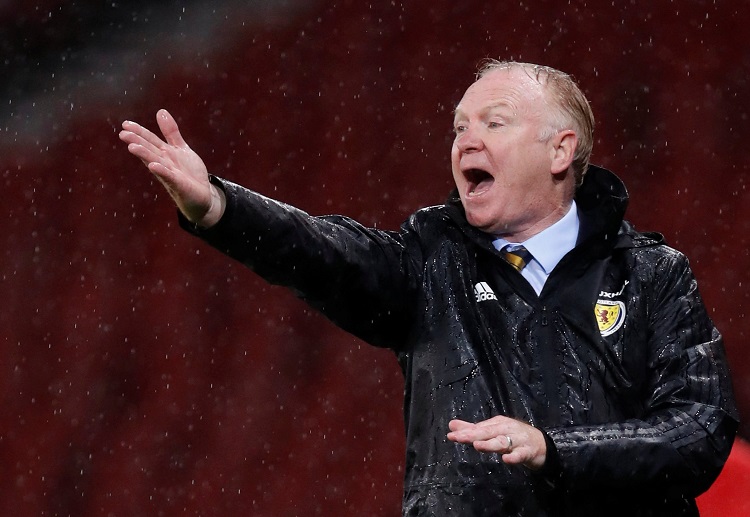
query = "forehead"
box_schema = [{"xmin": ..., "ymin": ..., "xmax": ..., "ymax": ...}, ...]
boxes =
[{"xmin": 455, "ymin": 67, "xmax": 547, "ymax": 117}]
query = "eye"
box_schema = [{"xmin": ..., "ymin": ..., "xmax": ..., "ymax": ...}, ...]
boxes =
[
  {"xmin": 453, "ymin": 124, "xmax": 467, "ymax": 134},
  {"xmin": 488, "ymin": 121, "xmax": 503, "ymax": 129}
]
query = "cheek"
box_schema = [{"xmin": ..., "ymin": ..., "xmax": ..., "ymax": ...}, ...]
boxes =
[
  {"xmin": 450, "ymin": 147, "xmax": 463, "ymax": 180},
  {"xmin": 450, "ymin": 144, "xmax": 460, "ymax": 164}
]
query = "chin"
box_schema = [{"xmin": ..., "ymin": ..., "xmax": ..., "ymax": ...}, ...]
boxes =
[{"xmin": 465, "ymin": 210, "xmax": 496, "ymax": 233}]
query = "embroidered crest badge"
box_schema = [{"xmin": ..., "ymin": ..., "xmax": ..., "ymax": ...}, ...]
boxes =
[{"xmin": 594, "ymin": 299, "xmax": 625, "ymax": 337}]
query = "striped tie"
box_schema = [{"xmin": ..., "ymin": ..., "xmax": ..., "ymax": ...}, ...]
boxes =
[{"xmin": 503, "ymin": 246, "xmax": 533, "ymax": 272}]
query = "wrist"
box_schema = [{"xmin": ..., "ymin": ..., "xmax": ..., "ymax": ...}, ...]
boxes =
[{"xmin": 195, "ymin": 183, "xmax": 226, "ymax": 228}]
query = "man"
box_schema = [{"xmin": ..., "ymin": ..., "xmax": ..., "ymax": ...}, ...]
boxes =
[{"xmin": 119, "ymin": 61, "xmax": 738, "ymax": 516}]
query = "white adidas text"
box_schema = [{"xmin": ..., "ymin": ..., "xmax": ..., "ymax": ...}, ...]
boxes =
[{"xmin": 474, "ymin": 282, "xmax": 497, "ymax": 302}]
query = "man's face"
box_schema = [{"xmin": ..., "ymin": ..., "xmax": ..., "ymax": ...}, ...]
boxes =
[{"xmin": 451, "ymin": 67, "xmax": 568, "ymax": 240}]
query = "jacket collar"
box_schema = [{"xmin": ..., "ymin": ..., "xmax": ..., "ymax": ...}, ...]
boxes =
[{"xmin": 574, "ymin": 164, "xmax": 628, "ymax": 245}]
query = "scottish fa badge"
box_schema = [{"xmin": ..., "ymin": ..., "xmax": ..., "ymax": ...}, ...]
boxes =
[{"xmin": 595, "ymin": 299, "xmax": 625, "ymax": 336}]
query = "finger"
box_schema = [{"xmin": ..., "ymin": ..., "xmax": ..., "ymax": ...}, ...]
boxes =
[
  {"xmin": 148, "ymin": 161, "xmax": 180, "ymax": 185},
  {"xmin": 447, "ymin": 419, "xmax": 479, "ymax": 443},
  {"xmin": 473, "ymin": 415, "xmax": 511, "ymax": 428},
  {"xmin": 500, "ymin": 449, "xmax": 528, "ymax": 465},
  {"xmin": 448, "ymin": 419, "xmax": 475, "ymax": 432},
  {"xmin": 120, "ymin": 128, "xmax": 169, "ymax": 167},
  {"xmin": 449, "ymin": 424, "xmax": 506, "ymax": 444},
  {"xmin": 156, "ymin": 109, "xmax": 188, "ymax": 148},
  {"xmin": 121, "ymin": 120, "xmax": 168, "ymax": 151},
  {"xmin": 472, "ymin": 435, "xmax": 512, "ymax": 453},
  {"xmin": 125, "ymin": 142, "xmax": 163, "ymax": 167}
]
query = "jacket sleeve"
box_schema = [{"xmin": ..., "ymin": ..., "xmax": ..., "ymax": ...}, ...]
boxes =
[
  {"xmin": 544, "ymin": 249, "xmax": 738, "ymax": 496},
  {"xmin": 179, "ymin": 176, "xmax": 422, "ymax": 349}
]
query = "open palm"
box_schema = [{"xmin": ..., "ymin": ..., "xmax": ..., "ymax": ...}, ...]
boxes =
[{"xmin": 119, "ymin": 109, "xmax": 222, "ymax": 225}]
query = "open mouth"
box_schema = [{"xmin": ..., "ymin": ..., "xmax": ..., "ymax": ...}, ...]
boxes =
[{"xmin": 464, "ymin": 168, "xmax": 495, "ymax": 196}]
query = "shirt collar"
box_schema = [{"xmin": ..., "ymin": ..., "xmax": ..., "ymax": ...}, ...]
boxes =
[{"xmin": 492, "ymin": 201, "xmax": 579, "ymax": 274}]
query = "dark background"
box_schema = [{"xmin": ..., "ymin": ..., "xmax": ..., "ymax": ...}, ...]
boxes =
[{"xmin": 1, "ymin": 1, "xmax": 748, "ymax": 515}]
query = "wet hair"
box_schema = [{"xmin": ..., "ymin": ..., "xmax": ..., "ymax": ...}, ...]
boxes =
[{"xmin": 476, "ymin": 59, "xmax": 595, "ymax": 186}]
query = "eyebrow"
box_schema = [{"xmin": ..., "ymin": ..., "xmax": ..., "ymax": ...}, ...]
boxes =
[{"xmin": 453, "ymin": 102, "xmax": 515, "ymax": 120}]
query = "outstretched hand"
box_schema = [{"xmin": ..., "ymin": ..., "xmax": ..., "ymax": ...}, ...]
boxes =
[
  {"xmin": 119, "ymin": 109, "xmax": 225, "ymax": 227},
  {"xmin": 447, "ymin": 415, "xmax": 547, "ymax": 470}
]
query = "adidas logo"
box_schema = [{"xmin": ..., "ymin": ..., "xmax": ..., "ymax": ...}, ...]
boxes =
[{"xmin": 474, "ymin": 282, "xmax": 497, "ymax": 302}]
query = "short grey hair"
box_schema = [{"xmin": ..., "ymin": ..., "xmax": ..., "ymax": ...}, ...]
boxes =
[{"xmin": 477, "ymin": 59, "xmax": 595, "ymax": 186}]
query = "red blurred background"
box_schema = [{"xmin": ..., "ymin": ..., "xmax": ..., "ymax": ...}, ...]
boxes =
[{"xmin": 1, "ymin": 1, "xmax": 748, "ymax": 515}]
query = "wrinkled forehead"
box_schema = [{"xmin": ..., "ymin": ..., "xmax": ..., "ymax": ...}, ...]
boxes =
[{"xmin": 455, "ymin": 67, "xmax": 547, "ymax": 117}]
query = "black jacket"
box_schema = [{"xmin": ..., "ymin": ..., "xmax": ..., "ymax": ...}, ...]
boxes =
[{"xmin": 184, "ymin": 166, "xmax": 738, "ymax": 516}]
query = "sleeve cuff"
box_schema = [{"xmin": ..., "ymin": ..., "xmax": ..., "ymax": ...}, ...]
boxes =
[{"xmin": 538, "ymin": 429, "xmax": 563, "ymax": 489}]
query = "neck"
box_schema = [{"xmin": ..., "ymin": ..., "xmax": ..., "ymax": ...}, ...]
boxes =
[{"xmin": 497, "ymin": 201, "xmax": 573, "ymax": 243}]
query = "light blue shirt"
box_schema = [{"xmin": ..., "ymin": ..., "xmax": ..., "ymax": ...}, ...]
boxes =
[{"xmin": 492, "ymin": 202, "xmax": 579, "ymax": 295}]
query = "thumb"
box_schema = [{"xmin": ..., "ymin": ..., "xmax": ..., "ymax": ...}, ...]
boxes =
[{"xmin": 156, "ymin": 109, "xmax": 188, "ymax": 148}]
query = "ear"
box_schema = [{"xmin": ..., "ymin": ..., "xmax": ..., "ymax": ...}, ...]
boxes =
[{"xmin": 550, "ymin": 130, "xmax": 577, "ymax": 176}]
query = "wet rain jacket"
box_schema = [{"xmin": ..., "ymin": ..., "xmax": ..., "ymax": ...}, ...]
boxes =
[{"xmin": 183, "ymin": 166, "xmax": 738, "ymax": 516}]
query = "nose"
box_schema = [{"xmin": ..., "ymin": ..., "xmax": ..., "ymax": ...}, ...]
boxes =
[{"xmin": 455, "ymin": 125, "xmax": 484, "ymax": 153}]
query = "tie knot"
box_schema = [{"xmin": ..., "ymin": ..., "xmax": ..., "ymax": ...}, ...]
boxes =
[{"xmin": 504, "ymin": 246, "xmax": 533, "ymax": 272}]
